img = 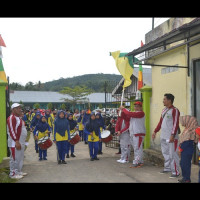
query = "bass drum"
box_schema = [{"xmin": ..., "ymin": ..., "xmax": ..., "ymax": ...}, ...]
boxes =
[
  {"xmin": 70, "ymin": 131, "xmax": 81, "ymax": 145},
  {"xmin": 101, "ymin": 130, "xmax": 112, "ymax": 143},
  {"xmin": 37, "ymin": 136, "xmax": 53, "ymax": 150}
]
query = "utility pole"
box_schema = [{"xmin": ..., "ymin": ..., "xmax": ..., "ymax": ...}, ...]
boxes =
[{"xmin": 152, "ymin": 17, "xmax": 154, "ymax": 30}]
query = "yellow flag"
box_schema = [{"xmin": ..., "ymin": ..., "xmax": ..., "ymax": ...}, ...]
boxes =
[{"xmin": 110, "ymin": 50, "xmax": 134, "ymax": 88}]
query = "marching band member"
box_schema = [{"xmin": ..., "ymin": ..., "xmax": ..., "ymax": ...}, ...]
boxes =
[
  {"xmin": 54, "ymin": 110, "xmax": 70, "ymax": 164},
  {"xmin": 115, "ymin": 109, "xmax": 130, "ymax": 163},
  {"xmin": 120, "ymin": 101, "xmax": 146, "ymax": 168},
  {"xmin": 95, "ymin": 112, "xmax": 106, "ymax": 155},
  {"xmin": 33, "ymin": 116, "xmax": 51, "ymax": 161},
  {"xmin": 82, "ymin": 109, "xmax": 91, "ymax": 144},
  {"xmin": 30, "ymin": 111, "xmax": 41, "ymax": 153},
  {"xmin": 45, "ymin": 110, "xmax": 53, "ymax": 135},
  {"xmin": 77, "ymin": 110, "xmax": 85, "ymax": 141},
  {"xmin": 66, "ymin": 113, "xmax": 77, "ymax": 158},
  {"xmin": 84, "ymin": 112, "xmax": 101, "ymax": 161}
]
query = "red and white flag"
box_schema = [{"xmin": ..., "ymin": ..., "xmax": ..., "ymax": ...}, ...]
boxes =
[{"xmin": 0, "ymin": 35, "xmax": 6, "ymax": 47}]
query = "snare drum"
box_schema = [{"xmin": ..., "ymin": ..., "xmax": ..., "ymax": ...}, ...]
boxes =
[
  {"xmin": 70, "ymin": 131, "xmax": 81, "ymax": 145},
  {"xmin": 37, "ymin": 136, "xmax": 53, "ymax": 150},
  {"xmin": 101, "ymin": 130, "xmax": 112, "ymax": 143}
]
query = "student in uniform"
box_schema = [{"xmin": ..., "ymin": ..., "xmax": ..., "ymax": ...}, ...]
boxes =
[
  {"xmin": 95, "ymin": 112, "xmax": 106, "ymax": 155},
  {"xmin": 119, "ymin": 101, "xmax": 146, "ymax": 168},
  {"xmin": 45, "ymin": 110, "xmax": 53, "ymax": 135},
  {"xmin": 195, "ymin": 127, "xmax": 200, "ymax": 183},
  {"xmin": 115, "ymin": 109, "xmax": 130, "ymax": 163},
  {"xmin": 54, "ymin": 110, "xmax": 70, "ymax": 164},
  {"xmin": 84, "ymin": 112, "xmax": 101, "ymax": 161},
  {"xmin": 33, "ymin": 116, "xmax": 51, "ymax": 161},
  {"xmin": 77, "ymin": 110, "xmax": 85, "ymax": 141},
  {"xmin": 82, "ymin": 109, "xmax": 91, "ymax": 144},
  {"xmin": 30, "ymin": 111, "xmax": 41, "ymax": 153},
  {"xmin": 66, "ymin": 113, "xmax": 77, "ymax": 158}
]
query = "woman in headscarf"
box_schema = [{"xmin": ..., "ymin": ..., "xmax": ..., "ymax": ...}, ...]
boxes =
[
  {"xmin": 95, "ymin": 112, "xmax": 106, "ymax": 155},
  {"xmin": 66, "ymin": 113, "xmax": 77, "ymax": 158},
  {"xmin": 30, "ymin": 111, "xmax": 41, "ymax": 153},
  {"xmin": 45, "ymin": 110, "xmax": 53, "ymax": 135},
  {"xmin": 54, "ymin": 110, "xmax": 70, "ymax": 164},
  {"xmin": 178, "ymin": 115, "xmax": 199, "ymax": 183},
  {"xmin": 84, "ymin": 112, "xmax": 101, "ymax": 161},
  {"xmin": 33, "ymin": 116, "xmax": 51, "ymax": 161}
]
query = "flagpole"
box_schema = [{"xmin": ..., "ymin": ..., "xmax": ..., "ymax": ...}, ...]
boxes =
[{"xmin": 119, "ymin": 87, "xmax": 125, "ymax": 116}]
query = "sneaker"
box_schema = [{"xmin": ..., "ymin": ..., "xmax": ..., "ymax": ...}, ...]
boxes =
[
  {"xmin": 94, "ymin": 157, "xmax": 99, "ymax": 160},
  {"xmin": 58, "ymin": 160, "xmax": 62, "ymax": 164},
  {"xmin": 10, "ymin": 174, "xmax": 24, "ymax": 179},
  {"xmin": 39, "ymin": 158, "xmax": 42, "ymax": 161},
  {"xmin": 159, "ymin": 170, "xmax": 171, "ymax": 174},
  {"xmin": 178, "ymin": 178, "xmax": 191, "ymax": 183},
  {"xmin": 119, "ymin": 160, "xmax": 127, "ymax": 164},
  {"xmin": 43, "ymin": 158, "xmax": 47, "ymax": 160},
  {"xmin": 169, "ymin": 174, "xmax": 180, "ymax": 179},
  {"xmin": 19, "ymin": 172, "xmax": 28, "ymax": 176},
  {"xmin": 90, "ymin": 158, "xmax": 94, "ymax": 161},
  {"xmin": 71, "ymin": 153, "xmax": 76, "ymax": 157},
  {"xmin": 130, "ymin": 163, "xmax": 141, "ymax": 168},
  {"xmin": 61, "ymin": 160, "xmax": 67, "ymax": 164},
  {"xmin": 66, "ymin": 154, "xmax": 69, "ymax": 158},
  {"xmin": 117, "ymin": 159, "xmax": 123, "ymax": 163}
]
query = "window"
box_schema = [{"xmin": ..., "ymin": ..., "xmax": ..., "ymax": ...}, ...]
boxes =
[{"xmin": 161, "ymin": 65, "xmax": 179, "ymax": 74}]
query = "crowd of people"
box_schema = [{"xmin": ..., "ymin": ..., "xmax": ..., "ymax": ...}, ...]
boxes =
[{"xmin": 6, "ymin": 93, "xmax": 200, "ymax": 183}]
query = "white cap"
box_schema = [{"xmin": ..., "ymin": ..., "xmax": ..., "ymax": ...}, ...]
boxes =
[{"xmin": 11, "ymin": 103, "xmax": 21, "ymax": 109}]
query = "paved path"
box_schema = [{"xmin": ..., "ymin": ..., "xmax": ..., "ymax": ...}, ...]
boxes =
[{"xmin": 18, "ymin": 135, "xmax": 199, "ymax": 183}]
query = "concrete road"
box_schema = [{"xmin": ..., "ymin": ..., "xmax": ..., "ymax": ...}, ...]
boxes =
[{"xmin": 18, "ymin": 135, "xmax": 199, "ymax": 183}]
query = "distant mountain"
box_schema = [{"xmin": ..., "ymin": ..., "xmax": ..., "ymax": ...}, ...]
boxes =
[{"xmin": 10, "ymin": 73, "xmax": 122, "ymax": 92}]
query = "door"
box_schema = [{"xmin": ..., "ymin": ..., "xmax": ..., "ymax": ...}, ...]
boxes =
[{"xmin": 193, "ymin": 59, "xmax": 200, "ymax": 164}]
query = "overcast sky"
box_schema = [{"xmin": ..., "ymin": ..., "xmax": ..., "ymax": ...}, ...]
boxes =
[{"xmin": 0, "ymin": 17, "xmax": 169, "ymax": 85}]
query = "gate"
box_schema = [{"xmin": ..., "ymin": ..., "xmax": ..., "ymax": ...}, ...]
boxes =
[{"xmin": 104, "ymin": 77, "xmax": 138, "ymax": 148}]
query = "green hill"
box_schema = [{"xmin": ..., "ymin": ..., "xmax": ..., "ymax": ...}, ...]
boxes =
[{"xmin": 10, "ymin": 73, "xmax": 122, "ymax": 92}]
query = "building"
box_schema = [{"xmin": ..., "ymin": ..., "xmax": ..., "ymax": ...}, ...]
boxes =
[
  {"xmin": 127, "ymin": 17, "xmax": 200, "ymax": 163},
  {"xmin": 10, "ymin": 90, "xmax": 117, "ymax": 111}
]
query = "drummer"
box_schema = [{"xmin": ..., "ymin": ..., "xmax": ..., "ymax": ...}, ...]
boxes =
[
  {"xmin": 66, "ymin": 113, "xmax": 78, "ymax": 158},
  {"xmin": 54, "ymin": 110, "xmax": 70, "ymax": 164},
  {"xmin": 84, "ymin": 112, "xmax": 101, "ymax": 161},
  {"xmin": 33, "ymin": 116, "xmax": 51, "ymax": 161},
  {"xmin": 95, "ymin": 112, "xmax": 106, "ymax": 155}
]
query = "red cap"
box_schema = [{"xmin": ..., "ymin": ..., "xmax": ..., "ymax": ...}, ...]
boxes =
[
  {"xmin": 134, "ymin": 101, "xmax": 142, "ymax": 106},
  {"xmin": 195, "ymin": 127, "xmax": 200, "ymax": 136}
]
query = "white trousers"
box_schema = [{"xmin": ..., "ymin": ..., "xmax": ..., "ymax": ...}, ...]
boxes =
[
  {"xmin": 130, "ymin": 134, "xmax": 144, "ymax": 165},
  {"xmin": 160, "ymin": 138, "xmax": 180, "ymax": 175},
  {"xmin": 9, "ymin": 145, "xmax": 25, "ymax": 176}
]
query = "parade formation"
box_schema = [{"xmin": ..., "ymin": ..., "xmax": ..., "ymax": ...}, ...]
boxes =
[{"xmin": 6, "ymin": 95, "xmax": 200, "ymax": 183}]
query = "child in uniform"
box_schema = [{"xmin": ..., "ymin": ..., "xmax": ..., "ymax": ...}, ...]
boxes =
[
  {"xmin": 54, "ymin": 110, "xmax": 70, "ymax": 164},
  {"xmin": 33, "ymin": 116, "xmax": 51, "ymax": 161},
  {"xmin": 66, "ymin": 113, "xmax": 77, "ymax": 158},
  {"xmin": 84, "ymin": 112, "xmax": 101, "ymax": 161}
]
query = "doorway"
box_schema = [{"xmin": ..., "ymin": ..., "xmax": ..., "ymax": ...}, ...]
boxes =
[{"xmin": 193, "ymin": 59, "xmax": 200, "ymax": 164}]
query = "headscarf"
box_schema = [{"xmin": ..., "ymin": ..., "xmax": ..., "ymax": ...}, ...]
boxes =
[
  {"xmin": 31, "ymin": 111, "xmax": 41, "ymax": 127},
  {"xmin": 67, "ymin": 113, "xmax": 77, "ymax": 130},
  {"xmin": 179, "ymin": 115, "xmax": 199, "ymax": 143},
  {"xmin": 36, "ymin": 116, "xmax": 49, "ymax": 132},
  {"xmin": 85, "ymin": 112, "xmax": 100, "ymax": 136},
  {"xmin": 54, "ymin": 110, "xmax": 69, "ymax": 136},
  {"xmin": 95, "ymin": 112, "xmax": 105, "ymax": 127}
]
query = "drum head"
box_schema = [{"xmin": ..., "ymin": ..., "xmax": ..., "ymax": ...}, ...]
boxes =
[{"xmin": 101, "ymin": 130, "xmax": 110, "ymax": 138}]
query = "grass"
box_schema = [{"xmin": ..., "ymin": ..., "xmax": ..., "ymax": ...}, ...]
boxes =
[{"xmin": 0, "ymin": 167, "xmax": 17, "ymax": 183}]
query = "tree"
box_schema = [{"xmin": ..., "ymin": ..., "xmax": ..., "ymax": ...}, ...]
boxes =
[
  {"xmin": 33, "ymin": 103, "xmax": 40, "ymax": 109},
  {"xmin": 47, "ymin": 102, "xmax": 53, "ymax": 110},
  {"xmin": 60, "ymin": 103, "xmax": 66, "ymax": 110},
  {"xmin": 59, "ymin": 86, "xmax": 93, "ymax": 109}
]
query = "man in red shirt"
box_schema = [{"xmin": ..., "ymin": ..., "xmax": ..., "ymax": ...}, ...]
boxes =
[
  {"xmin": 7, "ymin": 103, "xmax": 27, "ymax": 179},
  {"xmin": 152, "ymin": 93, "xmax": 180, "ymax": 178}
]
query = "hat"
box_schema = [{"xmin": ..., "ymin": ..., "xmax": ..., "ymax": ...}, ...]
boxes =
[
  {"xmin": 11, "ymin": 103, "xmax": 21, "ymax": 109},
  {"xmin": 195, "ymin": 127, "xmax": 200, "ymax": 136},
  {"xmin": 134, "ymin": 101, "xmax": 142, "ymax": 106}
]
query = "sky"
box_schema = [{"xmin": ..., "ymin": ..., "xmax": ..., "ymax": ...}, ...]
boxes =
[{"xmin": 0, "ymin": 17, "xmax": 169, "ymax": 85}]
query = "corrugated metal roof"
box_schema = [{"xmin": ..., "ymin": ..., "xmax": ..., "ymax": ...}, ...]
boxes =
[{"xmin": 10, "ymin": 91, "xmax": 113, "ymax": 103}]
